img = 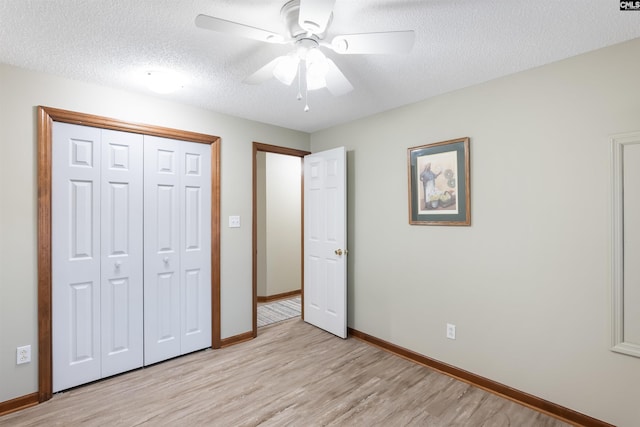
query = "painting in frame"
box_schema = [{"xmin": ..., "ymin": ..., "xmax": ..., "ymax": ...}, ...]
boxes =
[{"xmin": 407, "ymin": 137, "xmax": 470, "ymax": 226}]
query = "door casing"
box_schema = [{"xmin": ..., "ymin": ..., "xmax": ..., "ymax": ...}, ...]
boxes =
[{"xmin": 252, "ymin": 142, "xmax": 310, "ymax": 337}]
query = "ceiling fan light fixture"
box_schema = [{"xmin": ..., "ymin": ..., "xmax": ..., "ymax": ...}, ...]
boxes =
[
  {"xmin": 306, "ymin": 47, "xmax": 326, "ymax": 68},
  {"xmin": 305, "ymin": 48, "xmax": 329, "ymax": 90},
  {"xmin": 306, "ymin": 73, "xmax": 326, "ymax": 91},
  {"xmin": 196, "ymin": 0, "xmax": 416, "ymax": 102},
  {"xmin": 273, "ymin": 53, "xmax": 300, "ymax": 85}
]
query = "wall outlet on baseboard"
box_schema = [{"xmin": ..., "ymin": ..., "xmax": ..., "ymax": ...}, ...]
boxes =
[
  {"xmin": 446, "ymin": 323, "xmax": 456, "ymax": 340},
  {"xmin": 17, "ymin": 345, "xmax": 31, "ymax": 364}
]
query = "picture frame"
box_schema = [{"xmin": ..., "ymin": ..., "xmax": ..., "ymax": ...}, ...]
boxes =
[{"xmin": 407, "ymin": 137, "xmax": 470, "ymax": 226}]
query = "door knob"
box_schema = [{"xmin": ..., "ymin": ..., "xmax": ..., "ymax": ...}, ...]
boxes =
[
  {"xmin": 115, "ymin": 260, "xmax": 122, "ymax": 269},
  {"xmin": 335, "ymin": 249, "xmax": 343, "ymax": 256},
  {"xmin": 163, "ymin": 256, "xmax": 169, "ymax": 264}
]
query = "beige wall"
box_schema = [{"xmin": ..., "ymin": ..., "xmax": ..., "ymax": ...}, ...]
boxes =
[
  {"xmin": 310, "ymin": 38, "xmax": 640, "ymax": 426},
  {"xmin": 0, "ymin": 64, "xmax": 310, "ymax": 402},
  {"xmin": 257, "ymin": 152, "xmax": 302, "ymax": 298},
  {"xmin": 265, "ymin": 153, "xmax": 301, "ymax": 296}
]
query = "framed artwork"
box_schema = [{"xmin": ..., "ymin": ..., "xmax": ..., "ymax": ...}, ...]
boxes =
[{"xmin": 407, "ymin": 137, "xmax": 470, "ymax": 225}]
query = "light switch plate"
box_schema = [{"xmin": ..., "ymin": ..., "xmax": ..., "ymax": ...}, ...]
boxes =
[{"xmin": 229, "ymin": 215, "xmax": 241, "ymax": 228}]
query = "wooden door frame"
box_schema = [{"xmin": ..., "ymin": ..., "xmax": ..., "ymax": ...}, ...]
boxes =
[
  {"xmin": 37, "ymin": 106, "xmax": 221, "ymax": 402},
  {"xmin": 252, "ymin": 142, "xmax": 310, "ymax": 337}
]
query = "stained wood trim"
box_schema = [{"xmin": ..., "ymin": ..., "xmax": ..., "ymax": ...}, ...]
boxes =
[
  {"xmin": 211, "ymin": 139, "xmax": 222, "ymax": 349},
  {"xmin": 0, "ymin": 392, "xmax": 39, "ymax": 417},
  {"xmin": 254, "ymin": 142, "xmax": 311, "ymax": 158},
  {"xmin": 257, "ymin": 289, "xmax": 301, "ymax": 303},
  {"xmin": 348, "ymin": 328, "xmax": 613, "ymax": 427},
  {"xmin": 252, "ymin": 144, "xmax": 259, "ymax": 338},
  {"xmin": 252, "ymin": 142, "xmax": 310, "ymax": 339},
  {"xmin": 299, "ymin": 153, "xmax": 305, "ymax": 322},
  {"xmin": 220, "ymin": 331, "xmax": 254, "ymax": 348},
  {"xmin": 36, "ymin": 107, "xmax": 217, "ymax": 144},
  {"xmin": 36, "ymin": 106, "xmax": 221, "ymax": 402},
  {"xmin": 37, "ymin": 107, "xmax": 53, "ymax": 402}
]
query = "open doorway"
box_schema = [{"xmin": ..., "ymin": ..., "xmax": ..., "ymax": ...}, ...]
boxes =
[{"xmin": 252, "ymin": 143, "xmax": 310, "ymax": 337}]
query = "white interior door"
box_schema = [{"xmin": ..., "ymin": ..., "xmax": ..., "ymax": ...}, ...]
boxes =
[
  {"xmin": 144, "ymin": 136, "xmax": 212, "ymax": 364},
  {"xmin": 52, "ymin": 122, "xmax": 102, "ymax": 392},
  {"xmin": 304, "ymin": 147, "xmax": 347, "ymax": 338},
  {"xmin": 100, "ymin": 129, "xmax": 144, "ymax": 377},
  {"xmin": 179, "ymin": 141, "xmax": 212, "ymax": 354},
  {"xmin": 144, "ymin": 135, "xmax": 182, "ymax": 365},
  {"xmin": 53, "ymin": 123, "xmax": 145, "ymax": 391}
]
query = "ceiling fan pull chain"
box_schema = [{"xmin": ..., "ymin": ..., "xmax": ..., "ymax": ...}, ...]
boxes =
[
  {"xmin": 304, "ymin": 80, "xmax": 310, "ymax": 112},
  {"xmin": 297, "ymin": 62, "xmax": 302, "ymax": 101}
]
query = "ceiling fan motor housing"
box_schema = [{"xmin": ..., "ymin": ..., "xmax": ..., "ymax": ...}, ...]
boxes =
[{"xmin": 280, "ymin": 0, "xmax": 331, "ymax": 39}]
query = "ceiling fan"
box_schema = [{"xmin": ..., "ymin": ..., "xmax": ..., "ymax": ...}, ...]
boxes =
[{"xmin": 195, "ymin": 0, "xmax": 415, "ymax": 110}]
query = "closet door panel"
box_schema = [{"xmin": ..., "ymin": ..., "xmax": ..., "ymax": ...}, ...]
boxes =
[
  {"xmin": 144, "ymin": 135, "xmax": 181, "ymax": 365},
  {"xmin": 180, "ymin": 142, "xmax": 212, "ymax": 353},
  {"xmin": 100, "ymin": 130, "xmax": 144, "ymax": 377},
  {"xmin": 53, "ymin": 122, "xmax": 214, "ymax": 388},
  {"xmin": 52, "ymin": 122, "xmax": 102, "ymax": 392}
]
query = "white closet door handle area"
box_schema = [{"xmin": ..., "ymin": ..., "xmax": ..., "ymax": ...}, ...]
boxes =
[
  {"xmin": 163, "ymin": 256, "xmax": 170, "ymax": 264},
  {"xmin": 115, "ymin": 260, "xmax": 122, "ymax": 269}
]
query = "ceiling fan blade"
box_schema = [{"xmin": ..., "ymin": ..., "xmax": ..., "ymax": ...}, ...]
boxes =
[
  {"xmin": 243, "ymin": 57, "xmax": 285, "ymax": 85},
  {"xmin": 195, "ymin": 14, "xmax": 287, "ymax": 44},
  {"xmin": 330, "ymin": 31, "xmax": 415, "ymax": 54},
  {"xmin": 298, "ymin": 0, "xmax": 336, "ymax": 34},
  {"xmin": 324, "ymin": 59, "xmax": 353, "ymax": 97}
]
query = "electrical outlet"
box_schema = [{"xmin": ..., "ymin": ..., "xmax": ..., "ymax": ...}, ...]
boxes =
[
  {"xmin": 17, "ymin": 345, "xmax": 31, "ymax": 364},
  {"xmin": 446, "ymin": 323, "xmax": 456, "ymax": 340}
]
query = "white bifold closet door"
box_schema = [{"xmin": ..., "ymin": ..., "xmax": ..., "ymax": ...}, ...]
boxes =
[
  {"xmin": 52, "ymin": 122, "xmax": 144, "ymax": 392},
  {"xmin": 143, "ymin": 135, "xmax": 211, "ymax": 366},
  {"xmin": 52, "ymin": 123, "xmax": 212, "ymax": 392}
]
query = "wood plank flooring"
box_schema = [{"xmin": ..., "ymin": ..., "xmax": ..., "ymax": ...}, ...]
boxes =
[{"xmin": 0, "ymin": 319, "xmax": 570, "ymax": 426}]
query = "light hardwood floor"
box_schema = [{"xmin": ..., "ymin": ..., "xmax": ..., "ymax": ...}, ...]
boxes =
[{"xmin": 0, "ymin": 319, "xmax": 570, "ymax": 426}]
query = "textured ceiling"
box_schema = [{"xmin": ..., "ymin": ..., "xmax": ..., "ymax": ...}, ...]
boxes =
[{"xmin": 1, "ymin": 0, "xmax": 639, "ymax": 133}]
